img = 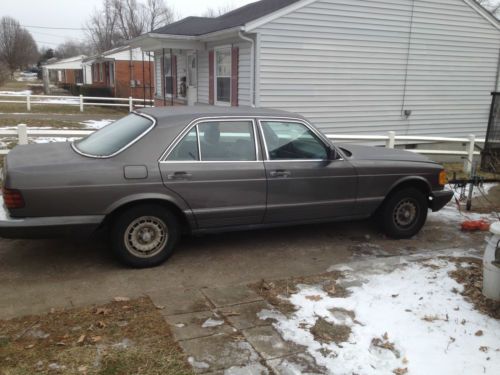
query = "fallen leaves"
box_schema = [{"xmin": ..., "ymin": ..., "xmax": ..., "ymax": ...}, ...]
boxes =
[
  {"xmin": 113, "ymin": 296, "xmax": 131, "ymax": 302},
  {"xmin": 475, "ymin": 330, "xmax": 484, "ymax": 337},
  {"xmin": 371, "ymin": 333, "xmax": 400, "ymax": 358},
  {"xmin": 393, "ymin": 368, "xmax": 408, "ymax": 375},
  {"xmin": 94, "ymin": 307, "xmax": 111, "ymax": 315},
  {"xmin": 305, "ymin": 295, "xmax": 322, "ymax": 301}
]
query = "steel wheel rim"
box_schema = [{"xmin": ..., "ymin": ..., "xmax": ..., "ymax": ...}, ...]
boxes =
[
  {"xmin": 124, "ymin": 216, "xmax": 168, "ymax": 258},
  {"xmin": 393, "ymin": 199, "xmax": 418, "ymax": 229}
]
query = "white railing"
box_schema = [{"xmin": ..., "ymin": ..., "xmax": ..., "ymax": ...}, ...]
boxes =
[
  {"xmin": 0, "ymin": 126, "xmax": 484, "ymax": 173},
  {"xmin": 0, "ymin": 93, "xmax": 153, "ymax": 112},
  {"xmin": 325, "ymin": 131, "xmax": 484, "ymax": 173}
]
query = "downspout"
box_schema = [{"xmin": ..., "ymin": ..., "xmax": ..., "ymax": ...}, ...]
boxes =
[{"xmin": 238, "ymin": 31, "xmax": 255, "ymax": 107}]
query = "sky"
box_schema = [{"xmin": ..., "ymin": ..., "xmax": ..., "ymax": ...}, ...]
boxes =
[{"xmin": 1, "ymin": 0, "xmax": 256, "ymax": 49}]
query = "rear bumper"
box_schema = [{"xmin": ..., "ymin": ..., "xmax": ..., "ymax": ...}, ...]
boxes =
[
  {"xmin": 0, "ymin": 203, "xmax": 104, "ymax": 239},
  {"xmin": 429, "ymin": 190, "xmax": 454, "ymax": 212}
]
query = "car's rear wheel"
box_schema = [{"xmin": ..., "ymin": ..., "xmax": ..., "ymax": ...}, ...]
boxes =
[
  {"xmin": 111, "ymin": 204, "xmax": 179, "ymax": 268},
  {"xmin": 378, "ymin": 187, "xmax": 428, "ymax": 239}
]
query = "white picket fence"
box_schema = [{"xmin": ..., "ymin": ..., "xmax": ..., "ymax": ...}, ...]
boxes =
[
  {"xmin": 0, "ymin": 125, "xmax": 483, "ymax": 173},
  {"xmin": 0, "ymin": 93, "xmax": 153, "ymax": 112}
]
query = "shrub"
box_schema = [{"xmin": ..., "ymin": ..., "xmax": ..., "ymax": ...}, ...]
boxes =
[{"xmin": 80, "ymin": 85, "xmax": 113, "ymax": 97}]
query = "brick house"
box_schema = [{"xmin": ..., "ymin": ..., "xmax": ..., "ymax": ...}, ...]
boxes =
[
  {"xmin": 83, "ymin": 47, "xmax": 154, "ymax": 99},
  {"xmin": 43, "ymin": 55, "xmax": 86, "ymax": 85},
  {"xmin": 130, "ymin": 0, "xmax": 500, "ymax": 138}
]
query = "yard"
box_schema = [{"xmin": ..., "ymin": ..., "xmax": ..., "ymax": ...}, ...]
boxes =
[{"xmin": 0, "ymin": 184, "xmax": 499, "ymax": 374}]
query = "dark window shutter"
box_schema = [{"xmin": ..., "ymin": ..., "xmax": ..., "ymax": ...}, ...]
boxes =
[
  {"xmin": 231, "ymin": 47, "xmax": 239, "ymax": 107},
  {"xmin": 208, "ymin": 50, "xmax": 214, "ymax": 105}
]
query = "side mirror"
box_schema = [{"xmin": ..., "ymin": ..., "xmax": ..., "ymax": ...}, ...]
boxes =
[{"xmin": 328, "ymin": 146, "xmax": 339, "ymax": 160}]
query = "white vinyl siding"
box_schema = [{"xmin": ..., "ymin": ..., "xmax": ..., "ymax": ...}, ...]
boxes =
[
  {"xmin": 238, "ymin": 42, "xmax": 252, "ymax": 106},
  {"xmin": 198, "ymin": 49, "xmax": 209, "ymax": 104},
  {"xmin": 255, "ymin": 0, "xmax": 500, "ymax": 137}
]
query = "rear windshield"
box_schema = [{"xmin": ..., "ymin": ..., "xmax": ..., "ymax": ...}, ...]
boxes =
[{"xmin": 74, "ymin": 113, "xmax": 154, "ymax": 157}]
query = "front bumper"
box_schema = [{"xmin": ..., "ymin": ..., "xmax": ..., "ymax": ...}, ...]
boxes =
[
  {"xmin": 429, "ymin": 190, "xmax": 454, "ymax": 212},
  {"xmin": 0, "ymin": 200, "xmax": 104, "ymax": 239}
]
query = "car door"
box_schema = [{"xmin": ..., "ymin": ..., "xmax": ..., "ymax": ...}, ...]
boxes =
[
  {"xmin": 158, "ymin": 118, "xmax": 266, "ymax": 228},
  {"xmin": 258, "ymin": 119, "xmax": 357, "ymax": 223}
]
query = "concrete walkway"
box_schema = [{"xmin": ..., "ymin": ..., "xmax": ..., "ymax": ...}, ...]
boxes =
[{"xmin": 150, "ymin": 284, "xmax": 322, "ymax": 374}]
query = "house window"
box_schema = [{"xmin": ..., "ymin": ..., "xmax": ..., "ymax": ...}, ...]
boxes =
[
  {"xmin": 109, "ymin": 62, "xmax": 115, "ymax": 87},
  {"xmin": 164, "ymin": 55, "xmax": 173, "ymax": 96},
  {"xmin": 215, "ymin": 48, "xmax": 231, "ymax": 104}
]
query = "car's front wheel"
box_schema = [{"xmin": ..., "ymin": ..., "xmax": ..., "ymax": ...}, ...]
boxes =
[
  {"xmin": 378, "ymin": 187, "xmax": 428, "ymax": 239},
  {"xmin": 111, "ymin": 204, "xmax": 179, "ymax": 268}
]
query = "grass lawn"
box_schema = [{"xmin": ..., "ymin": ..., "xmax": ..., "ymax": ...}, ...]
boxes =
[
  {"xmin": 0, "ymin": 118, "xmax": 92, "ymax": 129},
  {"xmin": 0, "ymin": 79, "xmax": 41, "ymax": 91},
  {"xmin": 0, "ymin": 297, "xmax": 194, "ymax": 375},
  {"xmin": 0, "ymin": 103, "xmax": 128, "ymax": 116}
]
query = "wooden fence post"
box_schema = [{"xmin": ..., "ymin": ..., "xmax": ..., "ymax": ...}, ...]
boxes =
[
  {"xmin": 464, "ymin": 134, "xmax": 475, "ymax": 174},
  {"xmin": 129, "ymin": 97, "xmax": 133, "ymax": 112},
  {"xmin": 26, "ymin": 94, "xmax": 31, "ymax": 111},
  {"xmin": 386, "ymin": 131, "xmax": 395, "ymax": 148},
  {"xmin": 17, "ymin": 124, "xmax": 28, "ymax": 145},
  {"xmin": 80, "ymin": 95, "xmax": 84, "ymax": 112}
]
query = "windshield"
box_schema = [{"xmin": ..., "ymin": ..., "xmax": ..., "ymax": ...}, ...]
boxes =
[{"xmin": 74, "ymin": 113, "xmax": 154, "ymax": 157}]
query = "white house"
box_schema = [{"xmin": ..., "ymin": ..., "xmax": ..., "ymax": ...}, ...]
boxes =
[
  {"xmin": 131, "ymin": 0, "xmax": 500, "ymax": 138},
  {"xmin": 43, "ymin": 55, "xmax": 87, "ymax": 85}
]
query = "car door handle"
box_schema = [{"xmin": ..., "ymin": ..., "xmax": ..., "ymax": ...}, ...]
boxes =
[
  {"xmin": 167, "ymin": 171, "xmax": 192, "ymax": 180},
  {"xmin": 269, "ymin": 170, "xmax": 291, "ymax": 178}
]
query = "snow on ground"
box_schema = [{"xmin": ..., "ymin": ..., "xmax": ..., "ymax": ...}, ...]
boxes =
[
  {"xmin": 79, "ymin": 119, "xmax": 113, "ymax": 129},
  {"xmin": 0, "ymin": 197, "xmax": 7, "ymax": 221},
  {"xmin": 260, "ymin": 259, "xmax": 500, "ymax": 375},
  {"xmin": 0, "ymin": 90, "xmax": 32, "ymax": 96}
]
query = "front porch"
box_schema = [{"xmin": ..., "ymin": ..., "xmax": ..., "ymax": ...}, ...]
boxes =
[{"xmin": 131, "ymin": 33, "xmax": 249, "ymax": 108}]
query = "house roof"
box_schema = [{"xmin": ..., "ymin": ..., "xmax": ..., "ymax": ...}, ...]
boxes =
[
  {"xmin": 152, "ymin": 0, "xmax": 301, "ymax": 36},
  {"xmin": 43, "ymin": 55, "xmax": 86, "ymax": 70}
]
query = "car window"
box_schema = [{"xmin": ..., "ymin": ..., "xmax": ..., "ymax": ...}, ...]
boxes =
[
  {"xmin": 74, "ymin": 113, "xmax": 153, "ymax": 157},
  {"xmin": 198, "ymin": 121, "xmax": 256, "ymax": 161},
  {"xmin": 260, "ymin": 121, "xmax": 328, "ymax": 160},
  {"xmin": 167, "ymin": 128, "xmax": 199, "ymax": 161}
]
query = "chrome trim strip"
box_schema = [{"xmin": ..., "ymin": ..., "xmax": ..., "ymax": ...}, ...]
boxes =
[
  {"xmin": 72, "ymin": 111, "xmax": 157, "ymax": 159},
  {"xmin": 160, "ymin": 117, "xmax": 259, "ymax": 163}
]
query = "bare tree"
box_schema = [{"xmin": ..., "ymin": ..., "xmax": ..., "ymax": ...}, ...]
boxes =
[
  {"xmin": 86, "ymin": 0, "xmax": 120, "ymax": 53},
  {"xmin": 55, "ymin": 40, "xmax": 92, "ymax": 59},
  {"xmin": 0, "ymin": 16, "xmax": 38, "ymax": 73},
  {"xmin": 202, "ymin": 4, "xmax": 235, "ymax": 18},
  {"xmin": 475, "ymin": 0, "xmax": 500, "ymax": 17},
  {"xmin": 146, "ymin": 0, "xmax": 175, "ymax": 31},
  {"xmin": 86, "ymin": 0, "xmax": 175, "ymax": 53}
]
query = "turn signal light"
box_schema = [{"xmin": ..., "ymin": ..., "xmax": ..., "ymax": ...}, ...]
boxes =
[
  {"xmin": 2, "ymin": 187, "xmax": 25, "ymax": 209},
  {"xmin": 438, "ymin": 170, "xmax": 448, "ymax": 186}
]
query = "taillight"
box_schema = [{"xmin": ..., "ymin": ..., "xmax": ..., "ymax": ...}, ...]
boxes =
[
  {"xmin": 2, "ymin": 187, "xmax": 25, "ymax": 209},
  {"xmin": 438, "ymin": 170, "xmax": 447, "ymax": 187}
]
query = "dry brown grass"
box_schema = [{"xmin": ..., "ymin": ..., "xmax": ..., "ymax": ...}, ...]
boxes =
[{"xmin": 0, "ymin": 297, "xmax": 193, "ymax": 375}]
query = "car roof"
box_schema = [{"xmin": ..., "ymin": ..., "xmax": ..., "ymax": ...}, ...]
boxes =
[{"xmin": 137, "ymin": 106, "xmax": 305, "ymax": 127}]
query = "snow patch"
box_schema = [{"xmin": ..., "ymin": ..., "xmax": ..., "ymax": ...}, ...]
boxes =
[
  {"xmin": 0, "ymin": 90, "xmax": 32, "ymax": 96},
  {"xmin": 201, "ymin": 318, "xmax": 225, "ymax": 328},
  {"xmin": 79, "ymin": 119, "xmax": 113, "ymax": 129},
  {"xmin": 264, "ymin": 259, "xmax": 500, "ymax": 375}
]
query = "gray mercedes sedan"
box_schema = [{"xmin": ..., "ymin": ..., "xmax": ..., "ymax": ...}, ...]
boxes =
[{"xmin": 0, "ymin": 107, "xmax": 453, "ymax": 267}]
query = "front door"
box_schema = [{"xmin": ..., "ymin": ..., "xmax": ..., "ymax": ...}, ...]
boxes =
[
  {"xmin": 259, "ymin": 119, "xmax": 357, "ymax": 223},
  {"xmin": 159, "ymin": 118, "xmax": 266, "ymax": 228}
]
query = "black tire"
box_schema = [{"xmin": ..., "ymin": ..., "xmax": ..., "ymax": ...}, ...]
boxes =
[
  {"xmin": 378, "ymin": 187, "xmax": 428, "ymax": 239},
  {"xmin": 111, "ymin": 204, "xmax": 179, "ymax": 268}
]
